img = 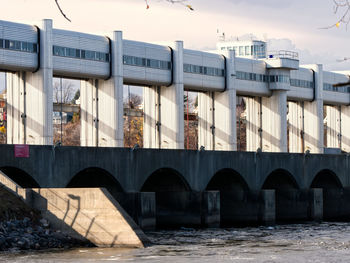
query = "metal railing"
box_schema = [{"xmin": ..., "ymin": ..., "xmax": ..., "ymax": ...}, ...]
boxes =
[{"xmin": 267, "ymin": 50, "xmax": 299, "ymax": 60}]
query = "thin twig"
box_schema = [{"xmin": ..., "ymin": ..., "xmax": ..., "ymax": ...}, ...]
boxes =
[
  {"xmin": 320, "ymin": 0, "xmax": 350, "ymax": 29},
  {"xmin": 55, "ymin": 0, "xmax": 71, "ymax": 22}
]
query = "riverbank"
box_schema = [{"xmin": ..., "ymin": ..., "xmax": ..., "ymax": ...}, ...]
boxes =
[{"xmin": 0, "ymin": 186, "xmax": 92, "ymax": 252}]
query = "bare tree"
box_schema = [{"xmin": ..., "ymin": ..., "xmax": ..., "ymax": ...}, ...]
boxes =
[
  {"xmin": 55, "ymin": 0, "xmax": 193, "ymax": 22},
  {"xmin": 53, "ymin": 80, "xmax": 76, "ymax": 104},
  {"xmin": 124, "ymin": 93, "xmax": 142, "ymax": 109}
]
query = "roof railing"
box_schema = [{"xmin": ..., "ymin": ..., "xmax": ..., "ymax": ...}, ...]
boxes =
[{"xmin": 267, "ymin": 50, "xmax": 299, "ymax": 60}]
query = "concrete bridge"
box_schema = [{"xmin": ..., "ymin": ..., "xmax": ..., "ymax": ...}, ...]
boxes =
[{"xmin": 1, "ymin": 144, "xmax": 350, "ymax": 228}]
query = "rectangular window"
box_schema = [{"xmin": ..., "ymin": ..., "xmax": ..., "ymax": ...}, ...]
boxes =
[
  {"xmin": 245, "ymin": 46, "xmax": 250, "ymax": 56},
  {"xmin": 239, "ymin": 46, "xmax": 244, "ymax": 56},
  {"xmin": 0, "ymin": 39, "xmax": 3, "ymax": 49}
]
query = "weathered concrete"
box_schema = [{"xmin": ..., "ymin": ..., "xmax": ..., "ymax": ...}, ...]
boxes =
[
  {"xmin": 309, "ymin": 188, "xmax": 323, "ymax": 221},
  {"xmin": 27, "ymin": 188, "xmax": 149, "ymax": 248},
  {"xmin": 1, "ymin": 145, "xmax": 350, "ymax": 225},
  {"xmin": 260, "ymin": 190, "xmax": 275, "ymax": 226},
  {"xmin": 0, "ymin": 171, "xmax": 149, "ymax": 248},
  {"xmin": 201, "ymin": 191, "xmax": 220, "ymax": 228}
]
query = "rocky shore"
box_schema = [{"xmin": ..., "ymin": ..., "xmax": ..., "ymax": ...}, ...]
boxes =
[{"xmin": 0, "ymin": 187, "xmax": 92, "ymax": 252}]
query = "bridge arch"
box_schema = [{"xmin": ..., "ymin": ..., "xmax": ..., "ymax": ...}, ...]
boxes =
[
  {"xmin": 206, "ymin": 168, "xmax": 249, "ymax": 191},
  {"xmin": 66, "ymin": 167, "xmax": 124, "ymax": 197},
  {"xmin": 140, "ymin": 168, "xmax": 190, "ymax": 192},
  {"xmin": 310, "ymin": 169, "xmax": 344, "ymax": 221},
  {"xmin": 0, "ymin": 167, "xmax": 40, "ymax": 188},
  {"xmin": 140, "ymin": 168, "xmax": 191, "ymax": 228},
  {"xmin": 206, "ymin": 168, "xmax": 249, "ymax": 226},
  {"xmin": 262, "ymin": 169, "xmax": 299, "ymax": 190},
  {"xmin": 262, "ymin": 169, "xmax": 303, "ymax": 222},
  {"xmin": 310, "ymin": 169, "xmax": 342, "ymax": 189}
]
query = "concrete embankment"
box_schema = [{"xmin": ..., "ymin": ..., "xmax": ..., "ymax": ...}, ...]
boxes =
[{"xmin": 0, "ymin": 172, "xmax": 150, "ymax": 248}]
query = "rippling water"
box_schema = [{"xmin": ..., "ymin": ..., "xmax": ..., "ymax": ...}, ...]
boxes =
[{"xmin": 3, "ymin": 223, "xmax": 350, "ymax": 262}]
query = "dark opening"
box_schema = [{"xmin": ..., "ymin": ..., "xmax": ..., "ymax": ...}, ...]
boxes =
[
  {"xmin": 310, "ymin": 170, "xmax": 342, "ymax": 189},
  {"xmin": 141, "ymin": 168, "xmax": 192, "ymax": 229},
  {"xmin": 311, "ymin": 170, "xmax": 346, "ymax": 221},
  {"xmin": 206, "ymin": 169, "xmax": 251, "ymax": 226},
  {"xmin": 67, "ymin": 167, "xmax": 123, "ymax": 197},
  {"xmin": 262, "ymin": 169, "xmax": 298, "ymax": 190},
  {"xmin": 262, "ymin": 169, "xmax": 305, "ymax": 223},
  {"xmin": 141, "ymin": 168, "xmax": 190, "ymax": 192},
  {"xmin": 0, "ymin": 167, "xmax": 39, "ymax": 188}
]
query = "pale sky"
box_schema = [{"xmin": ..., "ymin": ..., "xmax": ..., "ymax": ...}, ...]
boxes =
[{"xmin": 0, "ymin": 0, "xmax": 350, "ymax": 92}]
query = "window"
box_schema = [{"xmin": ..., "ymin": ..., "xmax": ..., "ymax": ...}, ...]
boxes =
[
  {"xmin": 123, "ymin": 55, "xmax": 171, "ymax": 71},
  {"xmin": 245, "ymin": 46, "xmax": 251, "ymax": 56},
  {"xmin": 239, "ymin": 46, "xmax": 244, "ymax": 56},
  {"xmin": 52, "ymin": 45, "xmax": 109, "ymax": 62}
]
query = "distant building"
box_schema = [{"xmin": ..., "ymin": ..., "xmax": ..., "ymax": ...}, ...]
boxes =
[{"xmin": 217, "ymin": 39, "xmax": 267, "ymax": 59}]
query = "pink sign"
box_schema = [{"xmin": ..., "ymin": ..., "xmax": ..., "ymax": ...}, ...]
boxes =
[{"xmin": 14, "ymin": 144, "xmax": 29, "ymax": 158}]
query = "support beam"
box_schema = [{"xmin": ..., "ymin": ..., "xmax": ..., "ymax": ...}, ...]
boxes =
[
  {"xmin": 288, "ymin": 101, "xmax": 304, "ymax": 153},
  {"xmin": 341, "ymin": 105, "xmax": 350, "ymax": 152},
  {"xmin": 6, "ymin": 19, "xmax": 53, "ymax": 145},
  {"xmin": 245, "ymin": 97, "xmax": 262, "ymax": 152},
  {"xmin": 143, "ymin": 41, "xmax": 184, "ymax": 149},
  {"xmin": 80, "ymin": 31, "xmax": 124, "ymax": 147},
  {"xmin": 304, "ymin": 64, "xmax": 324, "ymax": 153},
  {"xmin": 261, "ymin": 90, "xmax": 288, "ymax": 152},
  {"xmin": 198, "ymin": 50, "xmax": 237, "ymax": 151},
  {"xmin": 325, "ymin": 105, "xmax": 341, "ymax": 148}
]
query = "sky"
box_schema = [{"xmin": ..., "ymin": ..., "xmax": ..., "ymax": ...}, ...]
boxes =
[{"xmin": 0, "ymin": 0, "xmax": 350, "ymax": 93}]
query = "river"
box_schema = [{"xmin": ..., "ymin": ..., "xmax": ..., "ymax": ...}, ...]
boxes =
[{"xmin": 2, "ymin": 222, "xmax": 350, "ymax": 262}]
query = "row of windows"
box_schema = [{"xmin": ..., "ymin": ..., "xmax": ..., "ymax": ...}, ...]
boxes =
[
  {"xmin": 0, "ymin": 38, "xmax": 37, "ymax": 53},
  {"xmin": 324, "ymin": 83, "xmax": 350, "ymax": 93},
  {"xmin": 290, "ymin": 79, "xmax": 314, "ymax": 89},
  {"xmin": 236, "ymin": 71, "xmax": 268, "ymax": 82},
  {"xmin": 221, "ymin": 45, "xmax": 266, "ymax": 58},
  {"xmin": 183, "ymin": 64, "xmax": 225, "ymax": 77},
  {"xmin": 123, "ymin": 55, "xmax": 171, "ymax": 70},
  {"xmin": 53, "ymin": 45, "xmax": 110, "ymax": 62},
  {"xmin": 269, "ymin": 75, "xmax": 290, "ymax": 84}
]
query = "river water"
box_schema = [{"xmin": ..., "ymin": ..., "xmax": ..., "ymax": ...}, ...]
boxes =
[{"xmin": 3, "ymin": 222, "xmax": 350, "ymax": 262}]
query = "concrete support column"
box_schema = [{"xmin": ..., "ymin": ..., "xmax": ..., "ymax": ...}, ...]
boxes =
[
  {"xmin": 304, "ymin": 64, "xmax": 324, "ymax": 153},
  {"xmin": 245, "ymin": 97, "xmax": 262, "ymax": 151},
  {"xmin": 288, "ymin": 101, "xmax": 304, "ymax": 153},
  {"xmin": 341, "ymin": 105, "xmax": 350, "ymax": 152},
  {"xmin": 326, "ymin": 105, "xmax": 341, "ymax": 148},
  {"xmin": 198, "ymin": 50, "xmax": 237, "ymax": 151},
  {"xmin": 80, "ymin": 31, "xmax": 124, "ymax": 147},
  {"xmin": 7, "ymin": 19, "xmax": 53, "ymax": 145},
  {"xmin": 259, "ymin": 189, "xmax": 275, "ymax": 226},
  {"xmin": 261, "ymin": 90, "xmax": 288, "ymax": 152},
  {"xmin": 201, "ymin": 191, "xmax": 220, "ymax": 228},
  {"xmin": 309, "ymin": 188, "xmax": 323, "ymax": 222},
  {"xmin": 143, "ymin": 41, "xmax": 184, "ymax": 149}
]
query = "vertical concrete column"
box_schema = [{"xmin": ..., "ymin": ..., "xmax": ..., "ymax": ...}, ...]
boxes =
[
  {"xmin": 288, "ymin": 101, "xmax": 304, "ymax": 153},
  {"xmin": 261, "ymin": 90, "xmax": 288, "ymax": 152},
  {"xmin": 143, "ymin": 86, "xmax": 160, "ymax": 148},
  {"xmin": 341, "ymin": 105, "xmax": 350, "ymax": 152},
  {"xmin": 80, "ymin": 31, "xmax": 124, "ymax": 147},
  {"xmin": 246, "ymin": 97, "xmax": 262, "ymax": 151},
  {"xmin": 7, "ymin": 19, "xmax": 53, "ymax": 145},
  {"xmin": 304, "ymin": 64, "xmax": 324, "ymax": 153},
  {"xmin": 309, "ymin": 188, "xmax": 323, "ymax": 222},
  {"xmin": 198, "ymin": 50, "xmax": 237, "ymax": 151},
  {"xmin": 159, "ymin": 41, "xmax": 184, "ymax": 149},
  {"xmin": 201, "ymin": 191, "xmax": 220, "ymax": 228},
  {"xmin": 80, "ymin": 79, "xmax": 98, "ymax": 146},
  {"xmin": 326, "ymin": 105, "xmax": 341, "ymax": 148},
  {"xmin": 198, "ymin": 92, "xmax": 214, "ymax": 150},
  {"xmin": 259, "ymin": 189, "xmax": 275, "ymax": 226}
]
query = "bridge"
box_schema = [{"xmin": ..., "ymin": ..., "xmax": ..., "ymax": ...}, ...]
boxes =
[
  {"xmin": 1, "ymin": 144, "xmax": 349, "ymax": 228},
  {"xmin": 0, "ymin": 19, "xmax": 349, "ymax": 153}
]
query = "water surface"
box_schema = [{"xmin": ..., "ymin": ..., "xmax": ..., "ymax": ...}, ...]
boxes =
[{"xmin": 3, "ymin": 223, "xmax": 350, "ymax": 262}]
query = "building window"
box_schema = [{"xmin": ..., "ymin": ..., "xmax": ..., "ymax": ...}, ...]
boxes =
[
  {"xmin": 183, "ymin": 63, "xmax": 225, "ymax": 77},
  {"xmin": 53, "ymin": 45, "xmax": 110, "ymax": 62},
  {"xmin": 0, "ymin": 38, "xmax": 37, "ymax": 53},
  {"xmin": 123, "ymin": 55, "xmax": 171, "ymax": 70}
]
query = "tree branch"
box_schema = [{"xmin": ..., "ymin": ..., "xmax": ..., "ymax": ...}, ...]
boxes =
[
  {"xmin": 55, "ymin": 0, "xmax": 71, "ymax": 22},
  {"xmin": 320, "ymin": 0, "xmax": 350, "ymax": 29}
]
